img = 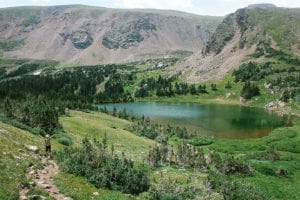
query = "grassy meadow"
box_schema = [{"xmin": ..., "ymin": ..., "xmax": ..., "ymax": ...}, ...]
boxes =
[{"xmin": 0, "ymin": 104, "xmax": 300, "ymax": 199}]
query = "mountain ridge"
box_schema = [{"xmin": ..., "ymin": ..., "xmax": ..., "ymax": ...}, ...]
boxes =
[
  {"xmin": 0, "ymin": 5, "xmax": 221, "ymax": 64},
  {"xmin": 176, "ymin": 6, "xmax": 300, "ymax": 83}
]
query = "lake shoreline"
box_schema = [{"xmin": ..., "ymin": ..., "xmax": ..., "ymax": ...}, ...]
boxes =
[
  {"xmin": 99, "ymin": 101, "xmax": 287, "ymax": 139},
  {"xmin": 136, "ymin": 95, "xmax": 300, "ymax": 118}
]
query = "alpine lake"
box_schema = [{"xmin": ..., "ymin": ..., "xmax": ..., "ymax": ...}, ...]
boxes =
[{"xmin": 99, "ymin": 102, "xmax": 290, "ymax": 139}]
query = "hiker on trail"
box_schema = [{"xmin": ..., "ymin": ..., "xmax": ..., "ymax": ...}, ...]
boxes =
[{"xmin": 45, "ymin": 134, "xmax": 54, "ymax": 158}]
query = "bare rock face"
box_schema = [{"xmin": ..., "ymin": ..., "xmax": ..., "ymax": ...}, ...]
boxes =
[
  {"xmin": 195, "ymin": 25, "xmax": 211, "ymax": 44},
  {"xmin": 0, "ymin": 5, "xmax": 221, "ymax": 64},
  {"xmin": 71, "ymin": 31, "xmax": 93, "ymax": 49},
  {"xmin": 60, "ymin": 31, "xmax": 93, "ymax": 49},
  {"xmin": 203, "ymin": 14, "xmax": 235, "ymax": 55},
  {"xmin": 102, "ymin": 17, "xmax": 156, "ymax": 49}
]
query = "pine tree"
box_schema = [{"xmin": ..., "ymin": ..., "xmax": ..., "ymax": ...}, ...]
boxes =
[
  {"xmin": 102, "ymin": 132, "xmax": 108, "ymax": 151},
  {"xmin": 225, "ymin": 81, "xmax": 232, "ymax": 89},
  {"xmin": 4, "ymin": 97, "xmax": 13, "ymax": 118},
  {"xmin": 112, "ymin": 106, "xmax": 117, "ymax": 116},
  {"xmin": 189, "ymin": 84, "xmax": 197, "ymax": 95}
]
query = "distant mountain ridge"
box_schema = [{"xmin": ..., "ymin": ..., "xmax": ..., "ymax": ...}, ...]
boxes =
[
  {"xmin": 0, "ymin": 5, "xmax": 221, "ymax": 64},
  {"xmin": 247, "ymin": 3, "xmax": 276, "ymax": 9},
  {"xmin": 0, "ymin": 4, "xmax": 299, "ymax": 83}
]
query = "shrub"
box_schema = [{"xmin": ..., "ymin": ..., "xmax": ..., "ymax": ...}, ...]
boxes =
[
  {"xmin": 276, "ymin": 166, "xmax": 289, "ymax": 177},
  {"xmin": 209, "ymin": 152, "xmax": 254, "ymax": 176},
  {"xmin": 255, "ymin": 165, "xmax": 277, "ymax": 176},
  {"xmin": 251, "ymin": 150, "xmax": 280, "ymax": 161},
  {"xmin": 56, "ymin": 137, "xmax": 72, "ymax": 146},
  {"xmin": 148, "ymin": 179, "xmax": 198, "ymax": 200},
  {"xmin": 225, "ymin": 81, "xmax": 232, "ymax": 89},
  {"xmin": 54, "ymin": 132, "xmax": 72, "ymax": 146},
  {"xmin": 188, "ymin": 136, "xmax": 213, "ymax": 146},
  {"xmin": 56, "ymin": 138, "xmax": 149, "ymax": 195},
  {"xmin": 208, "ymin": 171, "xmax": 267, "ymax": 200},
  {"xmin": 222, "ymin": 156, "xmax": 254, "ymax": 176},
  {"xmin": 241, "ymin": 81, "xmax": 260, "ymax": 100}
]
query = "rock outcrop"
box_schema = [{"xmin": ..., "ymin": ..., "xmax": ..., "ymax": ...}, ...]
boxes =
[{"xmin": 102, "ymin": 17, "xmax": 156, "ymax": 49}]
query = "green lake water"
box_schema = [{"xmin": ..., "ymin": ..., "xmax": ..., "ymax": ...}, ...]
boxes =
[{"xmin": 99, "ymin": 102, "xmax": 288, "ymax": 139}]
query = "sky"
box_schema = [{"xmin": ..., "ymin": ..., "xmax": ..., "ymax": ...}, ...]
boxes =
[{"xmin": 0, "ymin": 0, "xmax": 300, "ymax": 16}]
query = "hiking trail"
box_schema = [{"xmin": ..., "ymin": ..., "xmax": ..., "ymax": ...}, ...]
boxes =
[{"xmin": 19, "ymin": 156, "xmax": 72, "ymax": 200}]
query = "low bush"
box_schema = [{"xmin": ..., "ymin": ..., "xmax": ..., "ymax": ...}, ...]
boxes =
[
  {"xmin": 208, "ymin": 171, "xmax": 267, "ymax": 200},
  {"xmin": 148, "ymin": 179, "xmax": 198, "ymax": 200},
  {"xmin": 54, "ymin": 133, "xmax": 72, "ymax": 146},
  {"xmin": 188, "ymin": 136, "xmax": 213, "ymax": 146},
  {"xmin": 56, "ymin": 138, "xmax": 150, "ymax": 195},
  {"xmin": 254, "ymin": 164, "xmax": 277, "ymax": 176}
]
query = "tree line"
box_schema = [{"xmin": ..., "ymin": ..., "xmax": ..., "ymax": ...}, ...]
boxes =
[
  {"xmin": 3, "ymin": 96, "xmax": 60, "ymax": 134},
  {"xmin": 135, "ymin": 75, "xmax": 214, "ymax": 98}
]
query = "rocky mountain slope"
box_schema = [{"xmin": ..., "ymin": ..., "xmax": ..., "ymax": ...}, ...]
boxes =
[
  {"xmin": 0, "ymin": 5, "xmax": 221, "ymax": 64},
  {"xmin": 176, "ymin": 5, "xmax": 300, "ymax": 82}
]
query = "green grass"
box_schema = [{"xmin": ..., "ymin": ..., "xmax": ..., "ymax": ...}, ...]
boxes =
[
  {"xmin": 208, "ymin": 118, "xmax": 300, "ymax": 199},
  {"xmin": 60, "ymin": 110, "xmax": 155, "ymax": 161},
  {"xmin": 59, "ymin": 110, "xmax": 300, "ymax": 199},
  {"xmin": 0, "ymin": 40, "xmax": 24, "ymax": 51},
  {"xmin": 1, "ymin": 107, "xmax": 300, "ymax": 199},
  {"xmin": 248, "ymin": 8, "xmax": 300, "ymax": 50},
  {"xmin": 0, "ymin": 110, "xmax": 153, "ymax": 199},
  {"xmin": 0, "ymin": 121, "xmax": 62, "ymax": 199},
  {"xmin": 55, "ymin": 173, "xmax": 132, "ymax": 200},
  {"xmin": 241, "ymin": 172, "xmax": 300, "ymax": 200}
]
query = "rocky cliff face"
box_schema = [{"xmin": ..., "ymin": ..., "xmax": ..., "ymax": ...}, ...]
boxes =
[
  {"xmin": 102, "ymin": 15, "xmax": 156, "ymax": 49},
  {"xmin": 0, "ymin": 5, "xmax": 221, "ymax": 64},
  {"xmin": 176, "ymin": 6, "xmax": 300, "ymax": 83}
]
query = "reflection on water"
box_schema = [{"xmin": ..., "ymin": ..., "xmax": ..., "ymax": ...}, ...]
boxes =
[{"xmin": 98, "ymin": 102, "xmax": 288, "ymax": 139}]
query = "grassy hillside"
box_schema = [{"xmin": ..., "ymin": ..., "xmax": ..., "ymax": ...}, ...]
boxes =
[
  {"xmin": 60, "ymin": 110, "xmax": 155, "ymax": 160},
  {"xmin": 0, "ymin": 120, "xmax": 63, "ymax": 199},
  {"xmin": 1, "ymin": 108, "xmax": 300, "ymax": 199},
  {"xmin": 210, "ymin": 118, "xmax": 300, "ymax": 199},
  {"xmin": 247, "ymin": 7, "xmax": 300, "ymax": 50},
  {"xmin": 204, "ymin": 6, "xmax": 300, "ymax": 55}
]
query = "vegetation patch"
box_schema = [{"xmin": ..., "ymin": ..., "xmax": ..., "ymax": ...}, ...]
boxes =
[
  {"xmin": 56, "ymin": 137, "xmax": 150, "ymax": 195},
  {"xmin": 0, "ymin": 39, "xmax": 24, "ymax": 51},
  {"xmin": 208, "ymin": 171, "xmax": 267, "ymax": 200},
  {"xmin": 55, "ymin": 173, "xmax": 131, "ymax": 200}
]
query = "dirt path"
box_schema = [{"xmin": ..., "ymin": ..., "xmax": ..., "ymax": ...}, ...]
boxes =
[{"xmin": 19, "ymin": 156, "xmax": 72, "ymax": 200}]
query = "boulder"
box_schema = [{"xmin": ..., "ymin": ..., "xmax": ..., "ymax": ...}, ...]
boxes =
[
  {"xmin": 40, "ymin": 183, "xmax": 51, "ymax": 189},
  {"xmin": 93, "ymin": 192, "xmax": 99, "ymax": 196},
  {"xmin": 63, "ymin": 197, "xmax": 73, "ymax": 200},
  {"xmin": 278, "ymin": 100, "xmax": 285, "ymax": 108},
  {"xmin": 29, "ymin": 170, "xmax": 36, "ymax": 175},
  {"xmin": 226, "ymin": 93, "xmax": 231, "ymax": 98},
  {"xmin": 19, "ymin": 196, "xmax": 27, "ymax": 200},
  {"xmin": 26, "ymin": 145, "xmax": 39, "ymax": 154},
  {"xmin": 239, "ymin": 96, "xmax": 246, "ymax": 103}
]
